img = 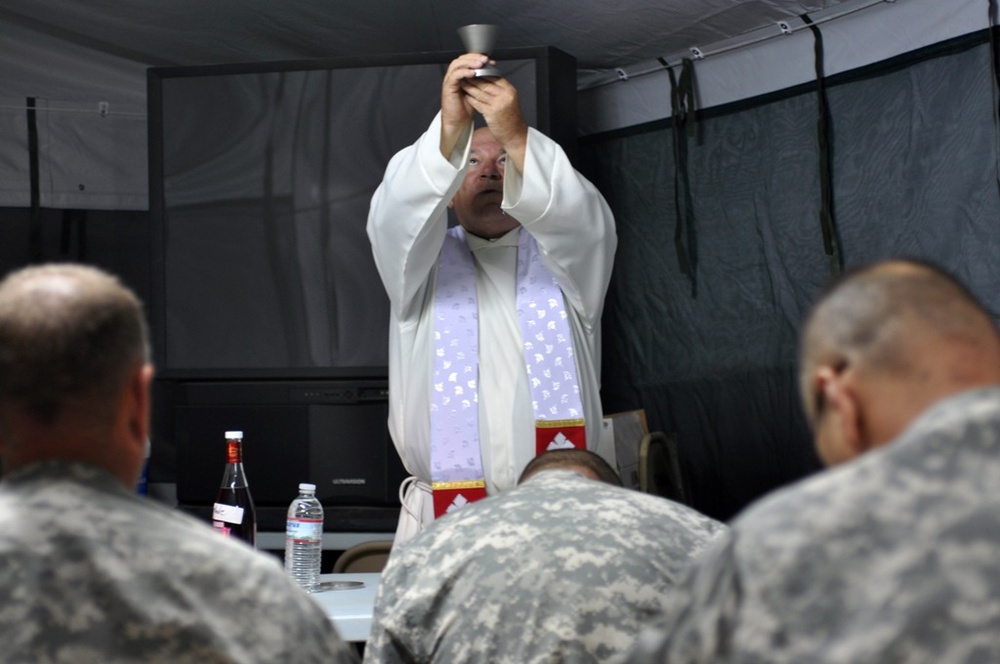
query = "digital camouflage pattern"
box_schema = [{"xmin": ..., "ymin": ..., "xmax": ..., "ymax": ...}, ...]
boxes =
[
  {"xmin": 364, "ymin": 469, "xmax": 727, "ymax": 663},
  {"xmin": 624, "ymin": 387, "xmax": 1000, "ymax": 663},
  {"xmin": 0, "ymin": 461, "xmax": 357, "ymax": 663}
]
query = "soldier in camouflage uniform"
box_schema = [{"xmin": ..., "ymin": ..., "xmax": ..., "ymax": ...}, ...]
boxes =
[
  {"xmin": 623, "ymin": 259, "xmax": 1000, "ymax": 663},
  {"xmin": 364, "ymin": 449, "xmax": 726, "ymax": 663},
  {"xmin": 0, "ymin": 264, "xmax": 357, "ymax": 663}
]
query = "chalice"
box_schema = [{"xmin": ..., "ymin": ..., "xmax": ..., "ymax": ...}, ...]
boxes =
[{"xmin": 457, "ymin": 24, "xmax": 502, "ymax": 78}]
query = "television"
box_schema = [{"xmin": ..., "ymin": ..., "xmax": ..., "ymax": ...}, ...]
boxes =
[{"xmin": 147, "ymin": 48, "xmax": 578, "ymax": 531}]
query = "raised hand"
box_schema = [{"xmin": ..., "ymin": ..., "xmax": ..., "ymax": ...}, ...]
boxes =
[
  {"xmin": 440, "ymin": 54, "xmax": 491, "ymax": 159},
  {"xmin": 460, "ymin": 76, "xmax": 528, "ymax": 173}
]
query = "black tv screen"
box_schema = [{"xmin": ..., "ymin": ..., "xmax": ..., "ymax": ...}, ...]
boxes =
[{"xmin": 147, "ymin": 50, "xmax": 563, "ymax": 378}]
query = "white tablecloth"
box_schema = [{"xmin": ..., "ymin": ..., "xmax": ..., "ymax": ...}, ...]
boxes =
[{"xmin": 309, "ymin": 572, "xmax": 381, "ymax": 642}]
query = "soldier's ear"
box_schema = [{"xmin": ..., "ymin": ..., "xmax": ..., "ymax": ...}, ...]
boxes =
[{"xmin": 812, "ymin": 364, "xmax": 865, "ymax": 466}]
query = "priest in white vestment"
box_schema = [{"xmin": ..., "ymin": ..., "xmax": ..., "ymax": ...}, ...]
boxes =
[{"xmin": 367, "ymin": 53, "xmax": 617, "ymax": 543}]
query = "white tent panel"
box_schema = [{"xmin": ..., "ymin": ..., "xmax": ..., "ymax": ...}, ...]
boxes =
[
  {"xmin": 0, "ymin": 18, "xmax": 148, "ymax": 209},
  {"xmin": 579, "ymin": 0, "xmax": 989, "ymax": 135},
  {"xmin": 38, "ymin": 99, "xmax": 147, "ymax": 210}
]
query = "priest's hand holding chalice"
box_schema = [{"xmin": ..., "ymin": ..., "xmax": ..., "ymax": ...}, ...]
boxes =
[{"xmin": 442, "ymin": 24, "xmax": 528, "ymax": 177}]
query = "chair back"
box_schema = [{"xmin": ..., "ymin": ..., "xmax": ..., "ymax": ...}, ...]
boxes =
[
  {"xmin": 638, "ymin": 431, "xmax": 688, "ymax": 504},
  {"xmin": 332, "ymin": 540, "xmax": 394, "ymax": 573}
]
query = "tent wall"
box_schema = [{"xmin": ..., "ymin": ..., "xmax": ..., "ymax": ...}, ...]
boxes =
[
  {"xmin": 0, "ymin": 0, "xmax": 988, "ymax": 210},
  {"xmin": 1, "ymin": 4, "xmax": 997, "ymax": 518},
  {"xmin": 0, "ymin": 207, "xmax": 151, "ymax": 306},
  {"xmin": 580, "ymin": 32, "xmax": 1000, "ymax": 521},
  {"xmin": 0, "ymin": 15, "xmax": 147, "ymax": 210},
  {"xmin": 578, "ymin": 0, "xmax": 988, "ymax": 136}
]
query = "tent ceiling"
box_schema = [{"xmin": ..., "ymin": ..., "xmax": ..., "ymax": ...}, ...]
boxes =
[
  {"xmin": 0, "ymin": 0, "xmax": 978, "ymax": 210},
  {"xmin": 3, "ymin": 1, "xmax": 856, "ymax": 73}
]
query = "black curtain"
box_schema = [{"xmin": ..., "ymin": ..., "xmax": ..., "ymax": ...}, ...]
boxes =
[{"xmin": 581, "ymin": 32, "xmax": 1000, "ymax": 522}]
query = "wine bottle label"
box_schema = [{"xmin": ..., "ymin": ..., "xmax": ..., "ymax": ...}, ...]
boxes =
[
  {"xmin": 285, "ymin": 517, "xmax": 323, "ymax": 542},
  {"xmin": 213, "ymin": 502, "xmax": 245, "ymax": 525}
]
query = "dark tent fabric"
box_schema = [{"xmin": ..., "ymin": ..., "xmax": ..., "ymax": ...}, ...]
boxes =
[{"xmin": 581, "ymin": 32, "xmax": 1000, "ymax": 520}]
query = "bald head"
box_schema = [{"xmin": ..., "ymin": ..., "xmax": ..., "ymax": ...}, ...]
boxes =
[
  {"xmin": 0, "ymin": 264, "xmax": 152, "ymax": 484},
  {"xmin": 799, "ymin": 259, "xmax": 1000, "ymax": 461},
  {"xmin": 518, "ymin": 448, "xmax": 622, "ymax": 486}
]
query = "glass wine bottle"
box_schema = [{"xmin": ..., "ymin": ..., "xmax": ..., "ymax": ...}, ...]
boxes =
[{"xmin": 212, "ymin": 430, "xmax": 257, "ymax": 548}]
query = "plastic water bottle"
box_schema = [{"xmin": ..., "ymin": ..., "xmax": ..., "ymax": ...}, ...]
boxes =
[{"xmin": 284, "ymin": 482, "xmax": 324, "ymax": 592}]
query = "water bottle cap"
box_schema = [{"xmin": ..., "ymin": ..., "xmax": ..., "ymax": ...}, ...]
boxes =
[
  {"xmin": 299, "ymin": 482, "xmax": 316, "ymax": 492},
  {"xmin": 225, "ymin": 430, "xmax": 243, "ymax": 439}
]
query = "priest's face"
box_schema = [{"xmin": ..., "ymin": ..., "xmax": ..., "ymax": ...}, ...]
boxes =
[{"xmin": 450, "ymin": 127, "xmax": 521, "ymax": 239}]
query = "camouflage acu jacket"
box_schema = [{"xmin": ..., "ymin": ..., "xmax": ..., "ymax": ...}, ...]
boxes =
[
  {"xmin": 365, "ymin": 469, "xmax": 726, "ymax": 663},
  {"xmin": 624, "ymin": 387, "xmax": 1000, "ymax": 663},
  {"xmin": 0, "ymin": 460, "xmax": 357, "ymax": 663}
]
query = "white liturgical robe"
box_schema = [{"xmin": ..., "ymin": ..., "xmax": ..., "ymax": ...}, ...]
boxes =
[{"xmin": 367, "ymin": 112, "xmax": 616, "ymax": 542}]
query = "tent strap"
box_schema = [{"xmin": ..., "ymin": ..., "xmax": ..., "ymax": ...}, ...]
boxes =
[
  {"xmin": 27, "ymin": 97, "xmax": 42, "ymax": 262},
  {"xmin": 667, "ymin": 59, "xmax": 696, "ymax": 291},
  {"xmin": 802, "ymin": 15, "xmax": 842, "ymax": 276},
  {"xmin": 988, "ymin": 0, "xmax": 1000, "ymax": 198}
]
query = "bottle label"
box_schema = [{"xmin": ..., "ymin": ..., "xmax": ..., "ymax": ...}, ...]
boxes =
[
  {"xmin": 213, "ymin": 502, "xmax": 245, "ymax": 525},
  {"xmin": 226, "ymin": 440, "xmax": 243, "ymax": 464},
  {"xmin": 285, "ymin": 517, "xmax": 323, "ymax": 542}
]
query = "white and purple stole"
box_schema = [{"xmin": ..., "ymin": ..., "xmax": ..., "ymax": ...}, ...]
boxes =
[{"xmin": 430, "ymin": 226, "xmax": 585, "ymax": 517}]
